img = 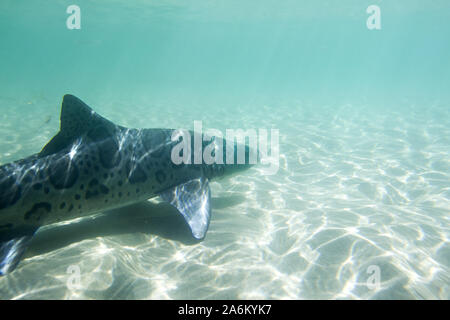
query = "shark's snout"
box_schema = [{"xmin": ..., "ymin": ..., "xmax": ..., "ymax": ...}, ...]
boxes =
[{"xmin": 203, "ymin": 138, "xmax": 257, "ymax": 180}]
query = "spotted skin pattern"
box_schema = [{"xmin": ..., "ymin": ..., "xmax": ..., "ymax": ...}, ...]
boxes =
[
  {"xmin": 0, "ymin": 95, "xmax": 250, "ymax": 235},
  {"xmin": 0, "ymin": 95, "xmax": 253, "ymax": 274}
]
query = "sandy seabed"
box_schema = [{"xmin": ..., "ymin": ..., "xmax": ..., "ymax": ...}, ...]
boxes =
[{"xmin": 0, "ymin": 95, "xmax": 448, "ymax": 299}]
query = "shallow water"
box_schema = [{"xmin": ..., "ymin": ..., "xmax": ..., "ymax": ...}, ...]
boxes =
[{"xmin": 0, "ymin": 0, "xmax": 449, "ymax": 299}]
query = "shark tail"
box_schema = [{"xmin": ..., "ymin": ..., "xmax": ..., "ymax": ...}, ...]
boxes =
[{"xmin": 0, "ymin": 226, "xmax": 38, "ymax": 276}]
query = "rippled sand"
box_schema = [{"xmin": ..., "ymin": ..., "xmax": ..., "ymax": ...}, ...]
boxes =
[{"xmin": 0, "ymin": 95, "xmax": 448, "ymax": 299}]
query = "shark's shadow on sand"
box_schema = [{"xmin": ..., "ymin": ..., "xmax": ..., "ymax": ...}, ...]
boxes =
[{"xmin": 24, "ymin": 195, "xmax": 245, "ymax": 259}]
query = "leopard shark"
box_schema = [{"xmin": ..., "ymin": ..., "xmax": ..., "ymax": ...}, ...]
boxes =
[{"xmin": 0, "ymin": 94, "xmax": 254, "ymax": 275}]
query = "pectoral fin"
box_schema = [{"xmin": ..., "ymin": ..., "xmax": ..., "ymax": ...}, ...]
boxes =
[
  {"xmin": 0, "ymin": 226, "xmax": 38, "ymax": 275},
  {"xmin": 158, "ymin": 177, "xmax": 211, "ymax": 240}
]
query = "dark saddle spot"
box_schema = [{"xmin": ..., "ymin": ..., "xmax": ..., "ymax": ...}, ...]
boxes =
[
  {"xmin": 0, "ymin": 173, "xmax": 22, "ymax": 210},
  {"xmin": 125, "ymin": 161, "xmax": 147, "ymax": 184},
  {"xmin": 24, "ymin": 202, "xmax": 52, "ymax": 222},
  {"xmin": 48, "ymin": 156, "xmax": 79, "ymax": 189}
]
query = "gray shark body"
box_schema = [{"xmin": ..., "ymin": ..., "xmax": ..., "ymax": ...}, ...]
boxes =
[{"xmin": 0, "ymin": 94, "xmax": 252, "ymax": 275}]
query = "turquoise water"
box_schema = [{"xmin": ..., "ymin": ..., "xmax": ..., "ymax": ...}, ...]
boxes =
[{"xmin": 0, "ymin": 0, "xmax": 449, "ymax": 299}]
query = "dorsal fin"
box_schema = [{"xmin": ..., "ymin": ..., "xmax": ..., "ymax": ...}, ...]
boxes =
[{"xmin": 39, "ymin": 94, "xmax": 117, "ymax": 157}]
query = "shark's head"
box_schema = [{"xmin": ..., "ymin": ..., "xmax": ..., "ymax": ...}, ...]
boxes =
[{"xmin": 201, "ymin": 135, "xmax": 257, "ymax": 181}]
